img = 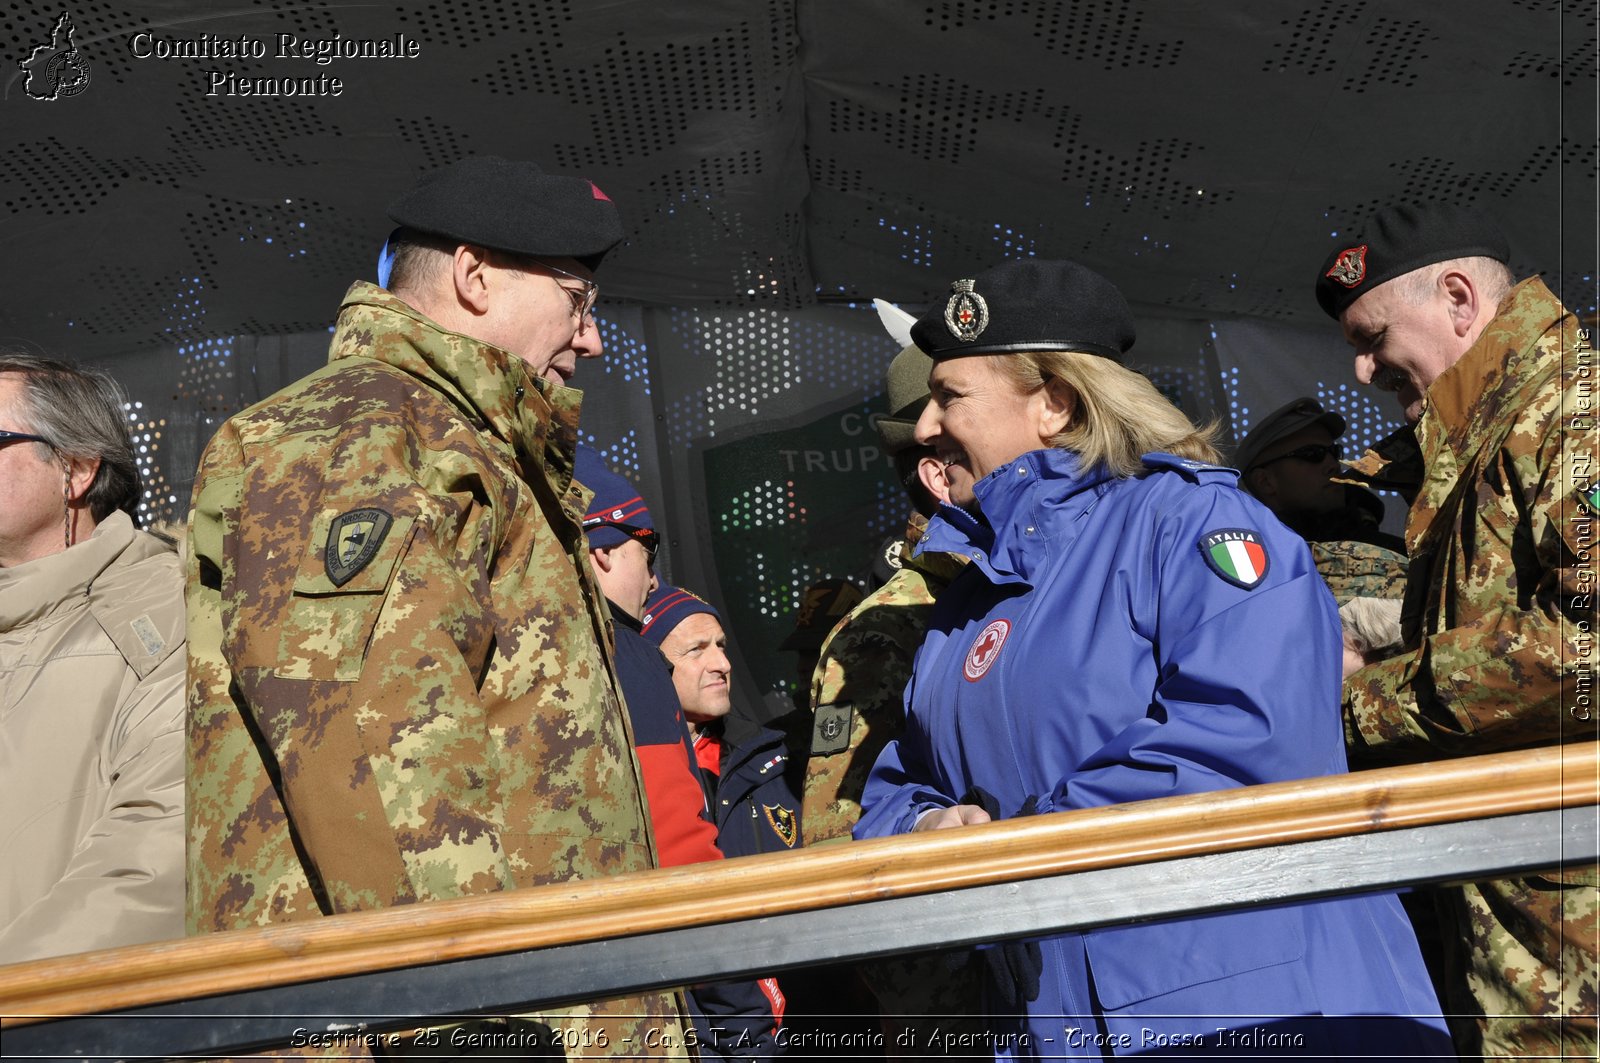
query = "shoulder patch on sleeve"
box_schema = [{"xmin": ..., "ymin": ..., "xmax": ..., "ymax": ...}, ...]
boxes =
[
  {"xmin": 1199, "ymin": 528, "xmax": 1270, "ymax": 589},
  {"xmin": 325, "ymin": 508, "xmax": 395, "ymax": 587},
  {"xmin": 1581, "ymin": 481, "xmax": 1600, "ymax": 517},
  {"xmin": 811, "ymin": 702, "xmax": 854, "ymax": 756}
]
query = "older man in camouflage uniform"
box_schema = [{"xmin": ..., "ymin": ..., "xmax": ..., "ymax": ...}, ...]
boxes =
[
  {"xmin": 187, "ymin": 157, "xmax": 689, "ymax": 1056},
  {"xmin": 1317, "ymin": 202, "xmax": 1598, "ymax": 1060},
  {"xmin": 802, "ymin": 341, "xmax": 983, "ymax": 1054}
]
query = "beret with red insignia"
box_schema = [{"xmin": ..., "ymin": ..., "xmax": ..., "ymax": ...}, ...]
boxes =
[
  {"xmin": 1315, "ymin": 203, "xmax": 1509, "ymax": 319},
  {"xmin": 910, "ymin": 259, "xmax": 1136, "ymax": 364},
  {"xmin": 388, "ymin": 155, "xmax": 623, "ymax": 271}
]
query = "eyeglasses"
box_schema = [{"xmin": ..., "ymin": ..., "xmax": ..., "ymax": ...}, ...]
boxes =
[
  {"xmin": 1254, "ymin": 443, "xmax": 1341, "ymax": 469},
  {"xmin": 0, "ymin": 429, "xmax": 52, "ymax": 448},
  {"xmin": 534, "ymin": 259, "xmax": 600, "ymax": 326},
  {"xmin": 594, "ymin": 521, "xmax": 659, "ymax": 566}
]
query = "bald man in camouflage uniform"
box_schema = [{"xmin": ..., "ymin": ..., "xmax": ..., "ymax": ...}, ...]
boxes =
[
  {"xmin": 1317, "ymin": 203, "xmax": 1598, "ymax": 1060},
  {"xmin": 802, "ymin": 343, "xmax": 983, "ymax": 1054},
  {"xmin": 186, "ymin": 158, "xmax": 689, "ymax": 1056}
]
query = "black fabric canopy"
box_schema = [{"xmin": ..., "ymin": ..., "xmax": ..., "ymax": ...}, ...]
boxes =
[{"xmin": 3, "ymin": 1, "xmax": 1594, "ymax": 702}]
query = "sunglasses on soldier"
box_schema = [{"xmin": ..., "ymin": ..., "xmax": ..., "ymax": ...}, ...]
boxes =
[{"xmin": 1253, "ymin": 442, "xmax": 1341, "ymax": 469}]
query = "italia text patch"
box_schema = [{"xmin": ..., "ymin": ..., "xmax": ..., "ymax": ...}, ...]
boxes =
[{"xmin": 1200, "ymin": 528, "xmax": 1269, "ymax": 589}]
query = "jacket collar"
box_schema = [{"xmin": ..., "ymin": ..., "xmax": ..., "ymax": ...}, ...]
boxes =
[
  {"xmin": 330, "ymin": 282, "xmax": 585, "ymax": 495},
  {"xmin": 607, "ymin": 597, "xmax": 643, "ymax": 633},
  {"xmin": 901, "ymin": 510, "xmax": 968, "ymax": 586},
  {"xmin": 0, "ymin": 511, "xmax": 136, "ymax": 632},
  {"xmin": 1407, "ymin": 277, "xmax": 1570, "ymax": 555},
  {"xmin": 1417, "ymin": 276, "xmax": 1567, "ymax": 465},
  {"xmin": 919, "ymin": 448, "xmax": 1114, "ymax": 586}
]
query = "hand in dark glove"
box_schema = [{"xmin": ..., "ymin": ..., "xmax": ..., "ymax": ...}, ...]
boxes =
[
  {"xmin": 979, "ymin": 935, "xmax": 1043, "ymax": 1013},
  {"xmin": 959, "ymin": 785, "xmax": 999, "ymax": 820},
  {"xmin": 959, "ymin": 786, "xmax": 1041, "ymax": 820},
  {"xmin": 959, "ymin": 787, "xmax": 1044, "ymax": 1010}
]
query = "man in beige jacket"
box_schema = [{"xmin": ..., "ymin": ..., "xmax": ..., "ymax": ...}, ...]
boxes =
[{"xmin": 0, "ymin": 352, "xmax": 186, "ymax": 963}]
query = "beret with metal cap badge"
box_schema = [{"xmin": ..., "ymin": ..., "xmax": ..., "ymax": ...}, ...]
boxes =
[
  {"xmin": 1314, "ymin": 202, "xmax": 1509, "ymax": 319},
  {"xmin": 388, "ymin": 155, "xmax": 625, "ymax": 271},
  {"xmin": 910, "ymin": 259, "xmax": 1136, "ymax": 363}
]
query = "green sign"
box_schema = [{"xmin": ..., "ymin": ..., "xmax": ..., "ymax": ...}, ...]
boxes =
[{"xmin": 699, "ymin": 395, "xmax": 900, "ymax": 704}]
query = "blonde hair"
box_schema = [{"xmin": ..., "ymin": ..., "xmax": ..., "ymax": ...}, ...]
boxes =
[{"xmin": 994, "ymin": 351, "xmax": 1221, "ymax": 478}]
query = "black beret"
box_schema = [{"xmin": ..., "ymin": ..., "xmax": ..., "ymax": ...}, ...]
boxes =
[
  {"xmin": 388, "ymin": 156, "xmax": 624, "ymax": 271},
  {"xmin": 910, "ymin": 259, "xmax": 1136, "ymax": 363},
  {"xmin": 1233, "ymin": 397, "xmax": 1346, "ymax": 473},
  {"xmin": 1315, "ymin": 203, "xmax": 1509, "ymax": 319}
]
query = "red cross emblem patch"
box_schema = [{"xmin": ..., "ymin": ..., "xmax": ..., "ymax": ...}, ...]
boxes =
[
  {"xmin": 944, "ymin": 279, "xmax": 989, "ymax": 342},
  {"xmin": 963, "ymin": 619, "xmax": 1010, "ymax": 682}
]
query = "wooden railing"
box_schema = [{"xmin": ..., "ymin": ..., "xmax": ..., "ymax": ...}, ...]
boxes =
[{"xmin": 2, "ymin": 743, "xmax": 1596, "ymax": 1057}]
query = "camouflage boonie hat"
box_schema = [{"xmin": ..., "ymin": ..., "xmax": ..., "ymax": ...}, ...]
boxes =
[{"xmin": 876, "ymin": 345, "xmax": 936, "ymax": 453}]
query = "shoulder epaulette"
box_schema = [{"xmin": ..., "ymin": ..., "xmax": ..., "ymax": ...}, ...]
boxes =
[{"xmin": 1141, "ymin": 452, "xmax": 1239, "ymax": 484}]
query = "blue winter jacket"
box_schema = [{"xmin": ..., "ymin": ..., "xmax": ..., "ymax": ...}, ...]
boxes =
[{"xmin": 855, "ymin": 448, "xmax": 1449, "ymax": 1059}]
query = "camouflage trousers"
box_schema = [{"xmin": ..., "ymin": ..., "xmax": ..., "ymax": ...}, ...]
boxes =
[{"xmin": 1435, "ymin": 870, "xmax": 1598, "ymax": 1061}]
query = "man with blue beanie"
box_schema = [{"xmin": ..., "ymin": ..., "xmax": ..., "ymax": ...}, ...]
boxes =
[{"xmin": 577, "ymin": 448, "xmax": 786, "ymax": 1059}]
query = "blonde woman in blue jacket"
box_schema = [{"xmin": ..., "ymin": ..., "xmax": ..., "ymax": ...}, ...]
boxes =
[{"xmin": 855, "ymin": 261, "xmax": 1449, "ymax": 1060}]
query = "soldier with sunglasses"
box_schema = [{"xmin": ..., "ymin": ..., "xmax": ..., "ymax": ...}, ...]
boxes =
[{"xmin": 1234, "ymin": 397, "xmax": 1406, "ymax": 605}]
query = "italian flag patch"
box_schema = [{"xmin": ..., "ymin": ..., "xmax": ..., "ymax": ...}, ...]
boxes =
[{"xmin": 1199, "ymin": 528, "xmax": 1269, "ymax": 590}]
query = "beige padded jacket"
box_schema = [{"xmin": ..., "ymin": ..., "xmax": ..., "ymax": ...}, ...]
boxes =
[{"xmin": 0, "ymin": 511, "xmax": 186, "ymax": 962}]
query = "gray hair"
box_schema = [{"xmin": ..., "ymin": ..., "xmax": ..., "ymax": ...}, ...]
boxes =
[
  {"xmin": 0, "ymin": 351, "xmax": 141, "ymax": 525},
  {"xmin": 1398, "ymin": 255, "xmax": 1515, "ymax": 310},
  {"xmin": 385, "ymin": 227, "xmax": 458, "ymax": 296},
  {"xmin": 1339, "ymin": 596, "xmax": 1404, "ymax": 661}
]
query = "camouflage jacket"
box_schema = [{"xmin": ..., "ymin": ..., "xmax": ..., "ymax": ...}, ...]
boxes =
[
  {"xmin": 1309, "ymin": 539, "xmax": 1408, "ymax": 604},
  {"xmin": 187, "ymin": 282, "xmax": 658, "ymax": 923},
  {"xmin": 802, "ymin": 513, "xmax": 966, "ymax": 844},
  {"xmin": 1344, "ymin": 277, "xmax": 1597, "ymax": 758},
  {"xmin": 799, "ymin": 513, "xmax": 982, "ymax": 1045},
  {"xmin": 185, "ymin": 284, "xmax": 688, "ymax": 1054},
  {"xmin": 1343, "ymin": 277, "xmax": 1597, "ymax": 1058}
]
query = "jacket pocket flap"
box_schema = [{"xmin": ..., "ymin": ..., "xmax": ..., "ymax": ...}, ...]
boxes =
[{"xmin": 1085, "ymin": 907, "xmax": 1305, "ymax": 1009}]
